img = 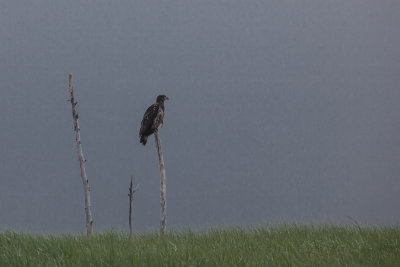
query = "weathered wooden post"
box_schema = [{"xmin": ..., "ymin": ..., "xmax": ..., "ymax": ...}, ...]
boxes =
[
  {"xmin": 68, "ymin": 73, "xmax": 94, "ymax": 236},
  {"xmin": 154, "ymin": 131, "xmax": 167, "ymax": 235}
]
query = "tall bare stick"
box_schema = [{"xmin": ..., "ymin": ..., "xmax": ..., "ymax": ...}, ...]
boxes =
[
  {"xmin": 68, "ymin": 73, "xmax": 94, "ymax": 236},
  {"xmin": 154, "ymin": 131, "xmax": 167, "ymax": 235},
  {"xmin": 128, "ymin": 176, "xmax": 139, "ymax": 238}
]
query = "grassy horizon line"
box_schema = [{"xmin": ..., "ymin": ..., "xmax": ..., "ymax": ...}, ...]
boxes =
[{"xmin": 1, "ymin": 225, "xmax": 399, "ymax": 266}]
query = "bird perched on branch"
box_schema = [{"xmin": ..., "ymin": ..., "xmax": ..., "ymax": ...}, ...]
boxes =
[{"xmin": 139, "ymin": 94, "xmax": 169, "ymax": 145}]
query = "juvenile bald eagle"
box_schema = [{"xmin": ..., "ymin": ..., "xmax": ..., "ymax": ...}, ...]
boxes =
[{"xmin": 139, "ymin": 94, "xmax": 169, "ymax": 145}]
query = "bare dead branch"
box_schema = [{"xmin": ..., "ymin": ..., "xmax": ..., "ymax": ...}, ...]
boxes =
[
  {"xmin": 154, "ymin": 131, "xmax": 167, "ymax": 235},
  {"xmin": 68, "ymin": 73, "xmax": 94, "ymax": 236}
]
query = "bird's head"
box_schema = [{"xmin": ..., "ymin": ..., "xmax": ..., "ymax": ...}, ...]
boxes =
[{"xmin": 156, "ymin": 94, "xmax": 169, "ymax": 103}]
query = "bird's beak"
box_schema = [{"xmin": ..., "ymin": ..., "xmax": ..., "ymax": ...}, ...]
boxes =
[{"xmin": 166, "ymin": 96, "xmax": 169, "ymax": 100}]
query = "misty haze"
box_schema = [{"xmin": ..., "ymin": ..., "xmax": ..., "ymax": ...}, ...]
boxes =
[{"xmin": 0, "ymin": 0, "xmax": 399, "ymax": 233}]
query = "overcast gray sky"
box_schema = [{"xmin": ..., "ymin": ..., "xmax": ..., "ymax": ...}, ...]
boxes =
[{"xmin": 1, "ymin": 0, "xmax": 399, "ymax": 233}]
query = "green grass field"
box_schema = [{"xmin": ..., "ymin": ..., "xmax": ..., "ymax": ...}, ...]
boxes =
[{"xmin": 1, "ymin": 225, "xmax": 399, "ymax": 266}]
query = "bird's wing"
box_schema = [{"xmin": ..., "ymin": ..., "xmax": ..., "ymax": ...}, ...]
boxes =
[{"xmin": 139, "ymin": 104, "xmax": 159, "ymax": 136}]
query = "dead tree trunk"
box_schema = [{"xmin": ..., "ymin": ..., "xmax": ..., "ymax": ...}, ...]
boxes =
[
  {"xmin": 128, "ymin": 176, "xmax": 139, "ymax": 238},
  {"xmin": 68, "ymin": 73, "xmax": 94, "ymax": 236},
  {"xmin": 154, "ymin": 131, "xmax": 167, "ymax": 235}
]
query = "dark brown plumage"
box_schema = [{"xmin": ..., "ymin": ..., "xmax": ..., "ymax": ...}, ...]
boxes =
[{"xmin": 139, "ymin": 94, "xmax": 169, "ymax": 145}]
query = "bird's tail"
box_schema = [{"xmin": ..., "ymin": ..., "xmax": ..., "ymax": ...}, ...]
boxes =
[{"xmin": 140, "ymin": 135, "xmax": 148, "ymax": 145}]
